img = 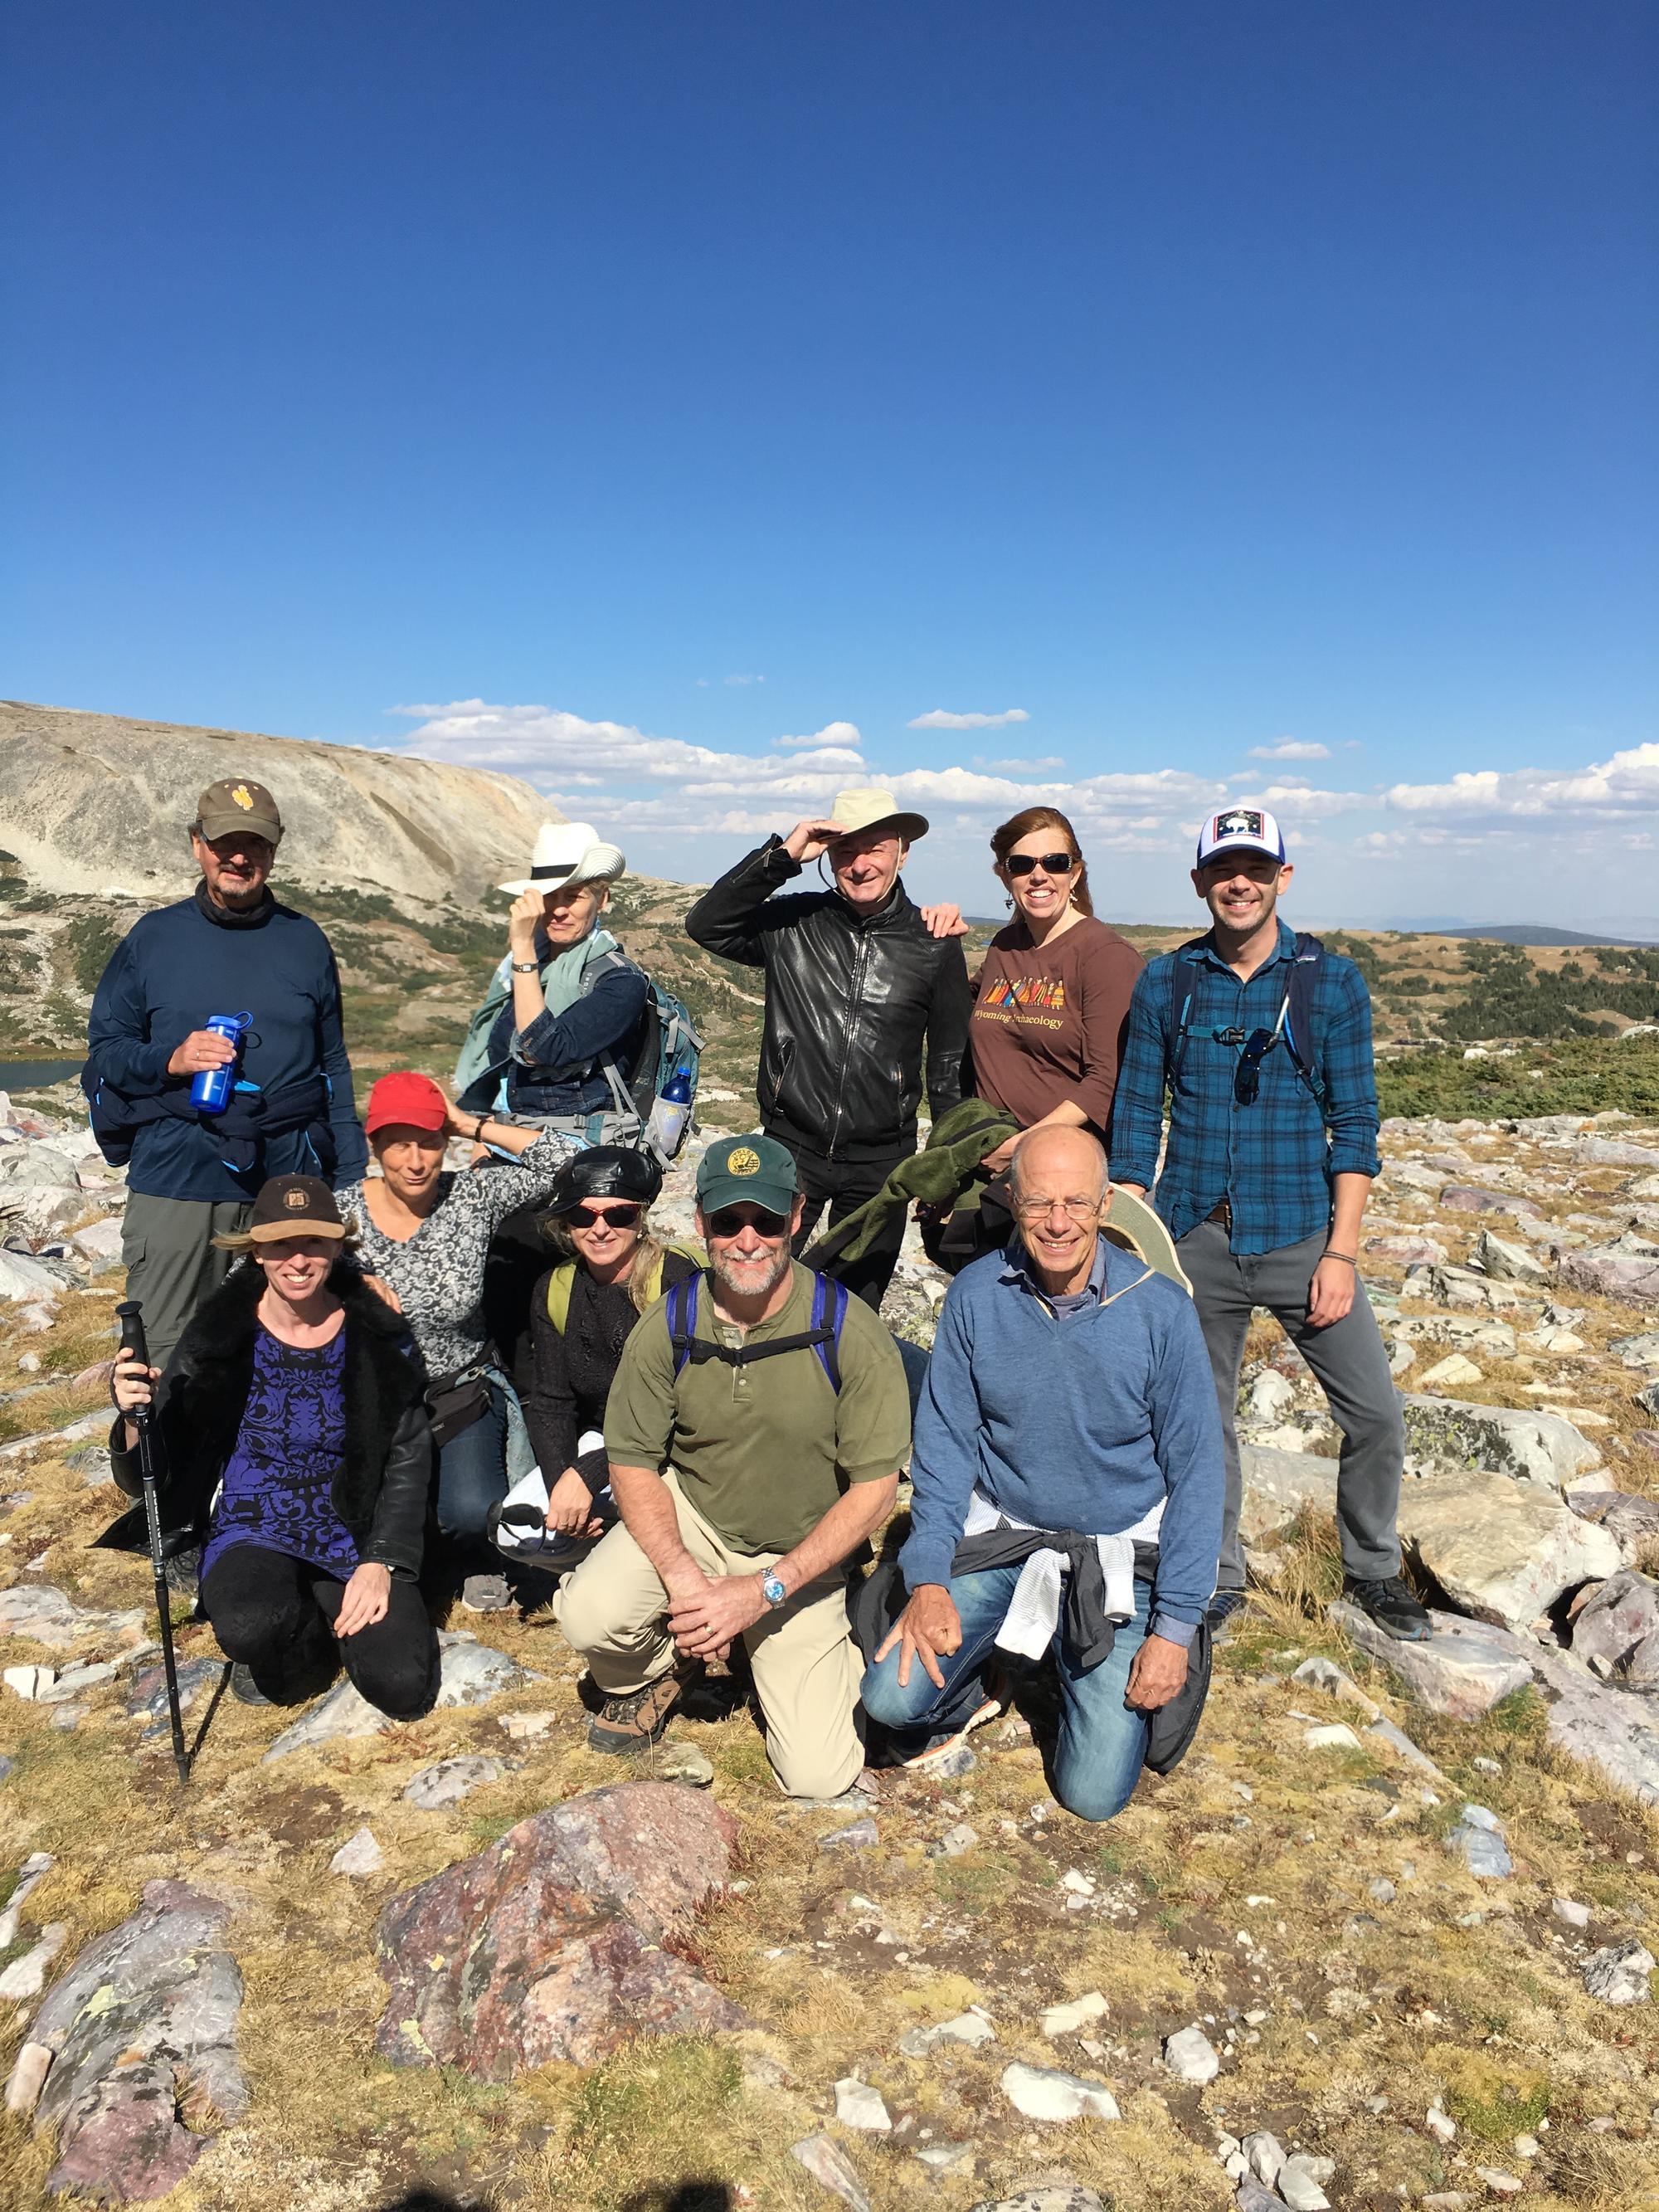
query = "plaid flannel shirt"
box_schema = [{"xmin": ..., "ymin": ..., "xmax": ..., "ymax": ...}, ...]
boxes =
[{"xmin": 1108, "ymin": 923, "xmax": 1380, "ymax": 1254}]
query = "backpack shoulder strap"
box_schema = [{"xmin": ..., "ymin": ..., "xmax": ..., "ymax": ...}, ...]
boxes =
[
  {"xmin": 1163, "ymin": 939, "xmax": 1207, "ymax": 1091},
  {"xmin": 1282, "ymin": 932, "xmax": 1328, "ymax": 1107},
  {"xmin": 810, "ymin": 1272, "xmax": 849, "ymax": 1392},
  {"xmin": 666, "ymin": 1271, "xmax": 702, "ymax": 1379},
  {"xmin": 545, "ymin": 1261, "xmax": 577, "ymax": 1335}
]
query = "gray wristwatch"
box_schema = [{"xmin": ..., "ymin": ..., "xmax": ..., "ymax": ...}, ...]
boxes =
[
  {"xmin": 511, "ymin": 959, "xmax": 540, "ymax": 973},
  {"xmin": 761, "ymin": 1573, "xmax": 788, "ymax": 1609}
]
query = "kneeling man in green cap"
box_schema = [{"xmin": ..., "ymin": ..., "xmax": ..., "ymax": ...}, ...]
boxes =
[{"xmin": 554, "ymin": 1133, "xmax": 912, "ymax": 1797}]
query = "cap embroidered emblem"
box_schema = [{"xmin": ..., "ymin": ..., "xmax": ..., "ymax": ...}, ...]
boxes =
[
  {"xmin": 727, "ymin": 1147, "xmax": 761, "ymax": 1177},
  {"xmin": 230, "ymin": 784, "xmax": 255, "ymax": 810},
  {"xmin": 1213, "ymin": 807, "xmax": 1263, "ymax": 840},
  {"xmin": 284, "ymin": 1186, "xmax": 308, "ymax": 1210}
]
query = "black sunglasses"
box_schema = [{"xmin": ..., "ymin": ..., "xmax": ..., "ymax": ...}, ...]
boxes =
[
  {"xmin": 705, "ymin": 1205, "xmax": 791, "ymax": 1240},
  {"xmin": 562, "ymin": 1202, "xmax": 642, "ymax": 1230},
  {"xmin": 1005, "ymin": 850, "xmax": 1076, "ymax": 878},
  {"xmin": 1233, "ymin": 1028, "xmax": 1280, "ymax": 1105}
]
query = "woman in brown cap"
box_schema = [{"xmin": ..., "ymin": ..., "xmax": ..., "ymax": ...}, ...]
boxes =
[{"xmin": 109, "ymin": 1174, "xmax": 438, "ymax": 1713}]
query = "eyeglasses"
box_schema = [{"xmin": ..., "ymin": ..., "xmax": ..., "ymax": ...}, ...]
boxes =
[
  {"xmin": 1005, "ymin": 851, "xmax": 1076, "ymax": 879},
  {"xmin": 705, "ymin": 1206, "xmax": 791, "ymax": 1240},
  {"xmin": 1234, "ymin": 1027, "xmax": 1279, "ymax": 1105},
  {"xmin": 562, "ymin": 1203, "xmax": 642, "ymax": 1230},
  {"xmin": 1013, "ymin": 1195, "xmax": 1101, "ymax": 1221}
]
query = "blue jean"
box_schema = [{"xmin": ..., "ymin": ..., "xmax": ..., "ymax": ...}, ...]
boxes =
[
  {"xmin": 860, "ymin": 1566, "xmax": 1153, "ymax": 1823},
  {"xmin": 435, "ymin": 1382, "xmax": 508, "ymax": 1557}
]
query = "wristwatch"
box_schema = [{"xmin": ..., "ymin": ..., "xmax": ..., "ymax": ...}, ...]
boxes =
[
  {"xmin": 761, "ymin": 1574, "xmax": 788, "ymax": 1609},
  {"xmin": 511, "ymin": 960, "xmax": 540, "ymax": 973}
]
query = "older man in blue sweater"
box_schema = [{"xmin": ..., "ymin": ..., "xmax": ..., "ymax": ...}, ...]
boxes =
[
  {"xmin": 862, "ymin": 1125, "xmax": 1224, "ymax": 1821},
  {"xmin": 87, "ymin": 778, "xmax": 367, "ymax": 1372}
]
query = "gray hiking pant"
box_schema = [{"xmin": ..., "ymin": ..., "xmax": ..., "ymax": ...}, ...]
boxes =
[
  {"xmin": 120, "ymin": 1192, "xmax": 252, "ymax": 1374},
  {"xmin": 1177, "ymin": 1219, "xmax": 1404, "ymax": 1591}
]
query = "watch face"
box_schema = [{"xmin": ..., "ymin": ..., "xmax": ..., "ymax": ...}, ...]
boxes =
[{"xmin": 763, "ymin": 1576, "xmax": 786, "ymax": 1605}]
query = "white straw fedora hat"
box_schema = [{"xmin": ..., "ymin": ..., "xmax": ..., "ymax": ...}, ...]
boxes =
[
  {"xmin": 827, "ymin": 787, "xmax": 929, "ymax": 844},
  {"xmin": 498, "ymin": 822, "xmax": 626, "ymax": 898}
]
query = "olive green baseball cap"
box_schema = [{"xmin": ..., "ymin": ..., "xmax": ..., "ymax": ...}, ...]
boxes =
[
  {"xmin": 196, "ymin": 777, "xmax": 283, "ymax": 844},
  {"xmin": 695, "ymin": 1133, "xmax": 799, "ymax": 1218}
]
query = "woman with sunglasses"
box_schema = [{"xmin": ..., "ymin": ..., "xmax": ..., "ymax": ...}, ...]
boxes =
[
  {"xmin": 523, "ymin": 1147, "xmax": 700, "ymax": 1550},
  {"xmin": 970, "ymin": 807, "xmax": 1145, "ymax": 1176}
]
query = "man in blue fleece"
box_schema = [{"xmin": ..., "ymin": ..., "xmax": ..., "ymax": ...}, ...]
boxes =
[
  {"xmin": 87, "ymin": 777, "xmax": 367, "ymax": 1371},
  {"xmin": 861, "ymin": 1125, "xmax": 1223, "ymax": 1820}
]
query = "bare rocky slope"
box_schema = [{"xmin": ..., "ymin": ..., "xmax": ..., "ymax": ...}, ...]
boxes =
[{"xmin": 0, "ymin": 699, "xmax": 562, "ymax": 908}]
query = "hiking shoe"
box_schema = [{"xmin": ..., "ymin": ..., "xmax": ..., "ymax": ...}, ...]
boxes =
[
  {"xmin": 1207, "ymin": 1589, "xmax": 1248, "ymax": 1635},
  {"xmin": 587, "ymin": 1670, "xmax": 688, "ymax": 1754},
  {"xmin": 229, "ymin": 1663, "xmax": 272, "ymax": 1707},
  {"xmin": 461, "ymin": 1573, "xmax": 513, "ymax": 1614},
  {"xmin": 1343, "ymin": 1575, "xmax": 1433, "ymax": 1642}
]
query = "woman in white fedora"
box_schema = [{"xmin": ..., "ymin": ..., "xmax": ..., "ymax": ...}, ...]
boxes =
[{"xmin": 455, "ymin": 822, "xmax": 649, "ymax": 1143}]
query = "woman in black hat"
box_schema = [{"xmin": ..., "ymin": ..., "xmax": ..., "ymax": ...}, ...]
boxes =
[
  {"xmin": 517, "ymin": 1147, "xmax": 700, "ymax": 1557},
  {"xmin": 109, "ymin": 1175, "xmax": 438, "ymax": 1713}
]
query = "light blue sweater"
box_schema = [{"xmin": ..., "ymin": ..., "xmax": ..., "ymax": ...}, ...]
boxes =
[{"xmin": 899, "ymin": 1236, "xmax": 1224, "ymax": 1635}]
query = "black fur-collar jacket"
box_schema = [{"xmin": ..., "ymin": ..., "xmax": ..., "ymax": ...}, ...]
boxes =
[{"xmin": 109, "ymin": 1261, "xmax": 432, "ymax": 1578}]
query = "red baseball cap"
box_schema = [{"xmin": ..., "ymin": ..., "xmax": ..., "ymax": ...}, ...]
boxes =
[{"xmin": 365, "ymin": 1071, "xmax": 449, "ymax": 1137}]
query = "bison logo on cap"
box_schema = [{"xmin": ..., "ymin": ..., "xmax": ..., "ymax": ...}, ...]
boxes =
[{"xmin": 727, "ymin": 1147, "xmax": 761, "ymax": 1177}]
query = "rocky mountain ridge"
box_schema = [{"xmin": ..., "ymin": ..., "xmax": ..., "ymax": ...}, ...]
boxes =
[{"xmin": 0, "ymin": 699, "xmax": 564, "ymax": 909}]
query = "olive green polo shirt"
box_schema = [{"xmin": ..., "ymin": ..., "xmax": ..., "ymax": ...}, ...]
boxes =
[{"xmin": 604, "ymin": 1262, "xmax": 911, "ymax": 1554}]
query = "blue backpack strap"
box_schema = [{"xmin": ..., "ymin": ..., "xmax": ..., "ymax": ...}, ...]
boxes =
[
  {"xmin": 666, "ymin": 1272, "xmax": 702, "ymax": 1379},
  {"xmin": 1164, "ymin": 940, "xmax": 1206, "ymax": 1094},
  {"xmin": 810, "ymin": 1273, "xmax": 849, "ymax": 1392}
]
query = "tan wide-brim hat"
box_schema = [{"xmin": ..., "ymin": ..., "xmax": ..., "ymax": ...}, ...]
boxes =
[
  {"xmin": 828, "ymin": 787, "xmax": 929, "ymax": 845},
  {"xmin": 499, "ymin": 821, "xmax": 627, "ymax": 898}
]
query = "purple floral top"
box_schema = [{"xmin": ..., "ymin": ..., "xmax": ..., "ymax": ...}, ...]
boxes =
[{"xmin": 200, "ymin": 1328, "xmax": 358, "ymax": 1581}]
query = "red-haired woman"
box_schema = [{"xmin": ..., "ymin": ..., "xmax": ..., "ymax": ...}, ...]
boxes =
[{"xmin": 969, "ymin": 808, "xmax": 1144, "ymax": 1174}]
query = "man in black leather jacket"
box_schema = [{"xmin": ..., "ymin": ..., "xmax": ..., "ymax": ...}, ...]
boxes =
[{"xmin": 686, "ymin": 787, "xmax": 973, "ymax": 1307}]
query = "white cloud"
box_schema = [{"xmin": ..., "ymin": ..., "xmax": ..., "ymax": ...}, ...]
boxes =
[
  {"xmin": 908, "ymin": 707, "xmax": 1030, "ymax": 731},
  {"xmin": 973, "ymin": 754, "xmax": 1066, "ymax": 772},
  {"xmin": 1248, "ymin": 738, "xmax": 1331, "ymax": 761},
  {"xmin": 1386, "ymin": 742, "xmax": 1659, "ymax": 821},
  {"xmin": 773, "ymin": 722, "xmax": 864, "ymax": 752},
  {"xmin": 724, "ymin": 673, "xmax": 766, "ymax": 686}
]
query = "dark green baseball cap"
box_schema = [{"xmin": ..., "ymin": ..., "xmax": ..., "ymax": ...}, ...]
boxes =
[{"xmin": 695, "ymin": 1133, "xmax": 798, "ymax": 1218}]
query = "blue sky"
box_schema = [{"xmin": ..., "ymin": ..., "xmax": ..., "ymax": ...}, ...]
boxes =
[{"xmin": 5, "ymin": 2, "xmax": 1655, "ymax": 928}]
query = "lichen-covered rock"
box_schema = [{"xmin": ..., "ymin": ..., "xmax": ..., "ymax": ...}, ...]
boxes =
[
  {"xmin": 1401, "ymin": 1395, "xmax": 1602, "ymax": 1493},
  {"xmin": 28, "ymin": 1879, "xmax": 246, "ymax": 2200},
  {"xmin": 376, "ymin": 1781, "xmax": 742, "ymax": 2078}
]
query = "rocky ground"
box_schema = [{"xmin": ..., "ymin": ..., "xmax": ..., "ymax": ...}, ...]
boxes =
[{"xmin": 3, "ymin": 1088, "xmax": 1659, "ymax": 2210}]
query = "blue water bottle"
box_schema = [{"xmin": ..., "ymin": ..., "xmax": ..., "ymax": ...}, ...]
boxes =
[
  {"xmin": 645, "ymin": 1069, "xmax": 694, "ymax": 1159},
  {"xmin": 190, "ymin": 1013, "xmax": 252, "ymax": 1114}
]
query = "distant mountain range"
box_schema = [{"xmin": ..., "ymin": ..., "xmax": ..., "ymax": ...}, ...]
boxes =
[{"xmin": 1434, "ymin": 923, "xmax": 1659, "ymax": 948}]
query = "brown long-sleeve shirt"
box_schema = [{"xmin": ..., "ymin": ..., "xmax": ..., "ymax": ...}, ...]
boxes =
[{"xmin": 968, "ymin": 915, "xmax": 1144, "ymax": 1136}]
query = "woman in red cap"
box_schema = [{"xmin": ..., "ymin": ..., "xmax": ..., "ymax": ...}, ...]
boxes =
[{"xmin": 334, "ymin": 1070, "xmax": 577, "ymax": 1605}]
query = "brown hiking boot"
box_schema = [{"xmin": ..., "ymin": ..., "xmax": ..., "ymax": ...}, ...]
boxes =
[{"xmin": 587, "ymin": 1668, "xmax": 690, "ymax": 1754}]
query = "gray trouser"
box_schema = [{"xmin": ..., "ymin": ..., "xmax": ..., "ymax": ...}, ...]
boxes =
[
  {"xmin": 1177, "ymin": 1219, "xmax": 1404, "ymax": 1589},
  {"xmin": 120, "ymin": 1192, "xmax": 253, "ymax": 1374}
]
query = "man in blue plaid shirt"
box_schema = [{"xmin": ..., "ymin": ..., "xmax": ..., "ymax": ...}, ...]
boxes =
[{"xmin": 1110, "ymin": 806, "xmax": 1428, "ymax": 1643}]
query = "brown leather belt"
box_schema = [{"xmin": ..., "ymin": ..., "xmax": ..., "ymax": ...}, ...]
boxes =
[{"xmin": 1206, "ymin": 1199, "xmax": 1233, "ymax": 1232}]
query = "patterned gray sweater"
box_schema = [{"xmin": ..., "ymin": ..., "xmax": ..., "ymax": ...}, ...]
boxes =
[{"xmin": 337, "ymin": 1131, "xmax": 576, "ymax": 1379}]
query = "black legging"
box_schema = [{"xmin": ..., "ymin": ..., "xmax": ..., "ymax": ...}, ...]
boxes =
[{"xmin": 201, "ymin": 1544, "xmax": 439, "ymax": 1717}]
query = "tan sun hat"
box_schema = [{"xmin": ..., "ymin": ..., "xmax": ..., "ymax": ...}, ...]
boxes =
[
  {"xmin": 499, "ymin": 821, "xmax": 626, "ymax": 898},
  {"xmin": 827, "ymin": 787, "xmax": 929, "ymax": 845}
]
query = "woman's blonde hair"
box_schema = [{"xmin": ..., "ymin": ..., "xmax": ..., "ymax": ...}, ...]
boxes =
[
  {"xmin": 544, "ymin": 1209, "xmax": 670, "ymax": 1315},
  {"xmin": 211, "ymin": 1225, "xmax": 362, "ymax": 1257},
  {"xmin": 990, "ymin": 805, "xmax": 1094, "ymax": 918}
]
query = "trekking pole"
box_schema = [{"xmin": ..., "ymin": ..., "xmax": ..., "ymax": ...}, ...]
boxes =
[{"xmin": 114, "ymin": 1299, "xmax": 190, "ymax": 1785}]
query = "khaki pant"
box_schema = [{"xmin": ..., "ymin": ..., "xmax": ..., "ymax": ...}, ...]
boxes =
[
  {"xmin": 553, "ymin": 1469, "xmax": 865, "ymax": 1800},
  {"xmin": 121, "ymin": 1192, "xmax": 253, "ymax": 1375}
]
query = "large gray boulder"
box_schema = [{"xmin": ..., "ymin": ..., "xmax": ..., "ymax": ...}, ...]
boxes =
[
  {"xmin": 1572, "ymin": 1572, "xmax": 1659, "ymax": 1683},
  {"xmin": 1331, "ymin": 1602, "xmax": 1535, "ymax": 1719},
  {"xmin": 1402, "ymin": 1394, "xmax": 1602, "ymax": 1493},
  {"xmin": 1399, "ymin": 1469, "xmax": 1622, "ymax": 1631},
  {"xmin": 1236, "ymin": 1445, "xmax": 1339, "ymax": 1551},
  {"xmin": 23, "ymin": 1879, "xmax": 246, "ymax": 2200},
  {"xmin": 1474, "ymin": 1229, "xmax": 1552, "ymax": 1287},
  {"xmin": 1559, "ymin": 1244, "xmax": 1659, "ymax": 1306}
]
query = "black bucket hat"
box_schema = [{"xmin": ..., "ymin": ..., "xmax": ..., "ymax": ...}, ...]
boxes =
[{"xmin": 544, "ymin": 1145, "xmax": 663, "ymax": 1216}]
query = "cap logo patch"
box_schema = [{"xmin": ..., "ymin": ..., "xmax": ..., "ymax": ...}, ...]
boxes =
[
  {"xmin": 230, "ymin": 784, "xmax": 255, "ymax": 811},
  {"xmin": 284, "ymin": 1186, "xmax": 308, "ymax": 1209},
  {"xmin": 1213, "ymin": 808, "xmax": 1263, "ymax": 840},
  {"xmin": 727, "ymin": 1147, "xmax": 761, "ymax": 1177}
]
